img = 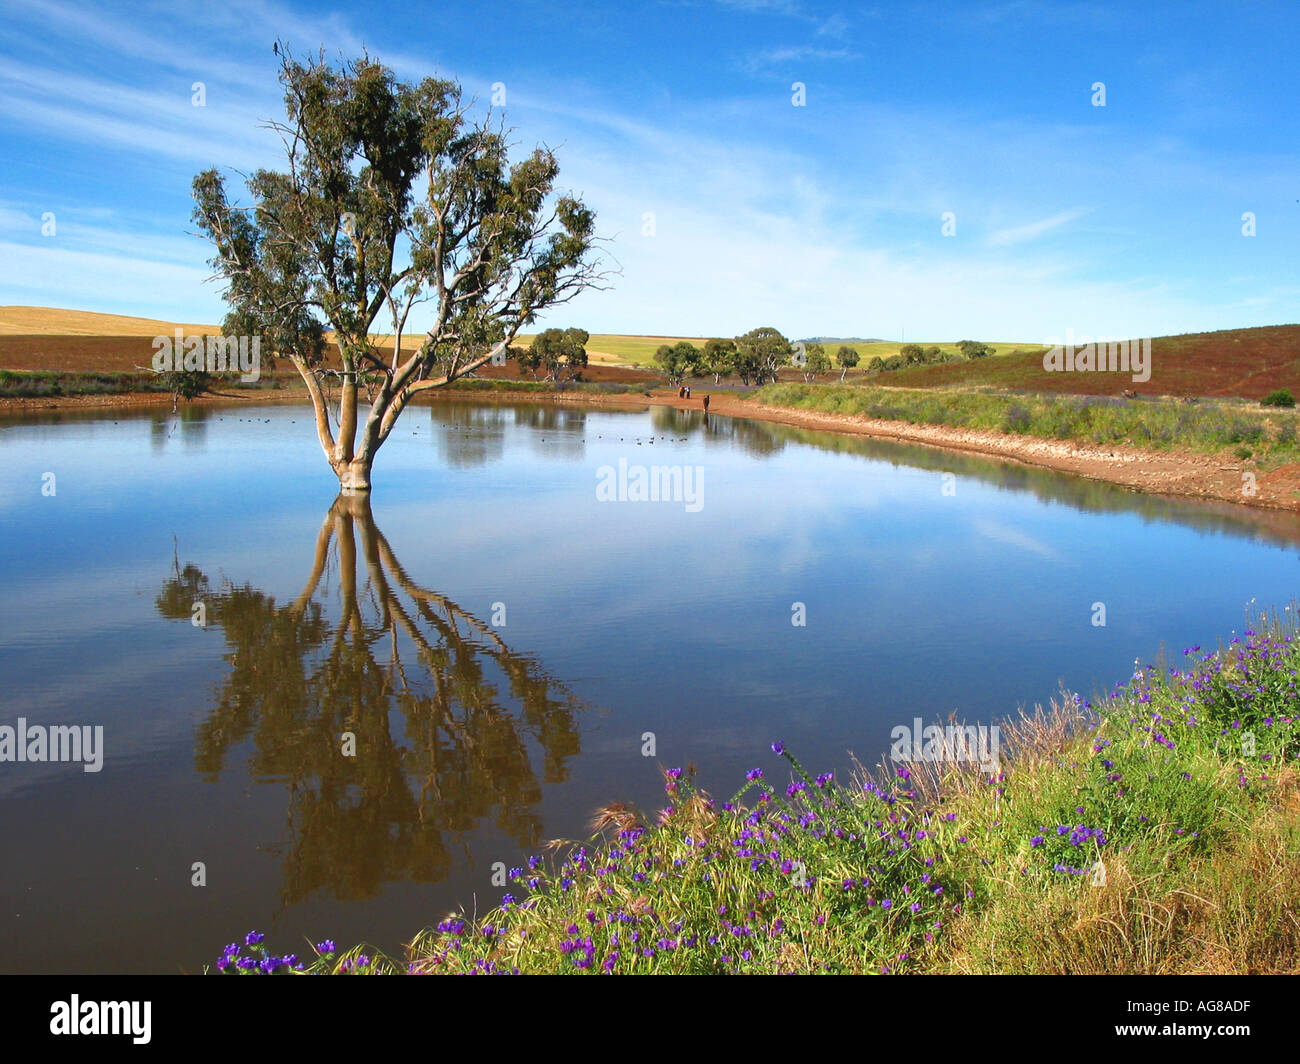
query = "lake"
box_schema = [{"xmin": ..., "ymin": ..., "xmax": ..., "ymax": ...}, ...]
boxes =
[{"xmin": 0, "ymin": 398, "xmax": 1296, "ymax": 973}]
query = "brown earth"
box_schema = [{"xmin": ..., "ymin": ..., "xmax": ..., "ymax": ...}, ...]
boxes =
[
  {"xmin": 0, "ymin": 334, "xmax": 658, "ymax": 382},
  {"xmin": 890, "ymin": 324, "xmax": 1300, "ymax": 399}
]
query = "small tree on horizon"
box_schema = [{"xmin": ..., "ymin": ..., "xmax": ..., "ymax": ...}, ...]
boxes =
[
  {"xmin": 958, "ymin": 340, "xmax": 995, "ymax": 360},
  {"xmin": 835, "ymin": 345, "xmax": 859, "ymax": 381}
]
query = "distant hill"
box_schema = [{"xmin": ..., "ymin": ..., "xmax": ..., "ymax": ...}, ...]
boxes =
[
  {"xmin": 0, "ymin": 306, "xmax": 220, "ymax": 336},
  {"xmin": 885, "ymin": 325, "xmax": 1300, "ymax": 400},
  {"xmin": 799, "ymin": 337, "xmax": 889, "ymax": 345}
]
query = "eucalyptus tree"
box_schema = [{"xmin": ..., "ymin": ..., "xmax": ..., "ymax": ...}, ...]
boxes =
[
  {"xmin": 522, "ymin": 326, "xmax": 589, "ymax": 382},
  {"xmin": 654, "ymin": 341, "xmax": 701, "ymax": 385},
  {"xmin": 192, "ymin": 50, "xmax": 606, "ymax": 492},
  {"xmin": 701, "ymin": 337, "xmax": 736, "ymax": 384},
  {"xmin": 734, "ymin": 326, "xmax": 791, "ymax": 385},
  {"xmin": 803, "ymin": 342, "xmax": 831, "ymax": 382},
  {"xmin": 835, "ymin": 345, "xmax": 859, "ymax": 381}
]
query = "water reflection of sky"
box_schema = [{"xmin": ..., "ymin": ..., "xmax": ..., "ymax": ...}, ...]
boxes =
[{"xmin": 0, "ymin": 399, "xmax": 1296, "ymax": 972}]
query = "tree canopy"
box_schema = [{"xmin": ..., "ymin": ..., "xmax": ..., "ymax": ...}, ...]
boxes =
[
  {"xmin": 192, "ymin": 49, "xmax": 606, "ymax": 492},
  {"xmin": 518, "ymin": 327, "xmax": 589, "ymax": 382},
  {"xmin": 734, "ymin": 326, "xmax": 791, "ymax": 385}
]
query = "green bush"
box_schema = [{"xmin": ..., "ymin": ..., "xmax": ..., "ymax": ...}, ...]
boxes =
[
  {"xmin": 1261, "ymin": 389, "xmax": 1295, "ymax": 408},
  {"xmin": 1003, "ymin": 403, "xmax": 1032, "ymax": 433}
]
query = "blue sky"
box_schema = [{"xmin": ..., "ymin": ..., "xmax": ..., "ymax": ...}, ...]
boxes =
[{"xmin": 1, "ymin": 0, "xmax": 1297, "ymax": 341}]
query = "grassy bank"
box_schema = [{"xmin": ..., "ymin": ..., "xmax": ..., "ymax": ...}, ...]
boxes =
[
  {"xmin": 216, "ymin": 609, "xmax": 1300, "ymax": 975},
  {"xmin": 0, "ymin": 368, "xmax": 300, "ymax": 399},
  {"xmin": 752, "ymin": 382, "xmax": 1300, "ymax": 466},
  {"xmin": 0, "ymin": 369, "xmax": 173, "ymax": 398}
]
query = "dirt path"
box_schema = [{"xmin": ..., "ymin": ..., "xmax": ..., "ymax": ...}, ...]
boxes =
[{"xmin": 5, "ymin": 383, "xmax": 1298, "ymax": 513}]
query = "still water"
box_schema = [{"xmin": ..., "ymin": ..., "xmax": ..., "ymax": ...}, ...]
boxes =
[{"xmin": 0, "ymin": 399, "xmax": 1295, "ymax": 972}]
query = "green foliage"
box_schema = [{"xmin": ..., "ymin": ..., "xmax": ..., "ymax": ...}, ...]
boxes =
[
  {"xmin": 867, "ymin": 355, "xmax": 885, "ymax": 374},
  {"xmin": 702, "ymin": 338, "xmax": 737, "ymax": 381},
  {"xmin": 1262, "ymin": 389, "xmax": 1295, "ymax": 408},
  {"xmin": 190, "ymin": 48, "xmax": 603, "ymax": 482},
  {"xmin": 241, "ymin": 612, "xmax": 1300, "ymax": 975},
  {"xmin": 749, "ymin": 383, "xmax": 1299, "ymax": 464},
  {"xmin": 1003, "ymin": 402, "xmax": 1032, "ymax": 433},
  {"xmin": 655, "ymin": 340, "xmax": 702, "ymax": 384},
  {"xmin": 803, "ymin": 342, "xmax": 832, "ymax": 380},
  {"xmin": 0, "ymin": 370, "xmax": 173, "ymax": 398},
  {"xmin": 525, "ymin": 327, "xmax": 589, "ymax": 382},
  {"xmin": 958, "ymin": 340, "xmax": 995, "ymax": 360},
  {"xmin": 734, "ymin": 326, "xmax": 791, "ymax": 385},
  {"xmin": 159, "ymin": 369, "xmax": 213, "ymax": 401}
]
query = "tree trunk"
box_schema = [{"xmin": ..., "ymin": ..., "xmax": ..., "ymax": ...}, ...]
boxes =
[{"xmin": 334, "ymin": 455, "xmax": 374, "ymax": 493}]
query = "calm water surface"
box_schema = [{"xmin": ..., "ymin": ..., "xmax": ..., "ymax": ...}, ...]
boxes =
[{"xmin": 1, "ymin": 399, "xmax": 1296, "ymax": 973}]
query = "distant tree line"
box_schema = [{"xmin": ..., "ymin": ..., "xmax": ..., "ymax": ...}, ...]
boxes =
[
  {"xmin": 651, "ymin": 330, "xmax": 998, "ymax": 384},
  {"xmin": 653, "ymin": 329, "xmax": 864, "ymax": 386}
]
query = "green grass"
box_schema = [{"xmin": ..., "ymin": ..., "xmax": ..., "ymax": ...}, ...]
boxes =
[
  {"xmin": 0, "ymin": 369, "xmax": 170, "ymax": 397},
  {"xmin": 214, "ymin": 609, "xmax": 1300, "ymax": 975},
  {"xmin": 749, "ymin": 382, "xmax": 1300, "ymax": 466},
  {"xmin": 514, "ymin": 334, "xmax": 708, "ymax": 367},
  {"xmin": 0, "ymin": 368, "xmax": 290, "ymax": 399}
]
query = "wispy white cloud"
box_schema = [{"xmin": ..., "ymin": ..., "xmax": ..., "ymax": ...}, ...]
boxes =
[
  {"xmin": 987, "ymin": 208, "xmax": 1090, "ymax": 247},
  {"xmin": 738, "ymin": 44, "xmax": 860, "ymax": 73}
]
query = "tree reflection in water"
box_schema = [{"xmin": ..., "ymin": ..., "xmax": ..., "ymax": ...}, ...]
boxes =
[{"xmin": 156, "ymin": 494, "xmax": 583, "ymax": 906}]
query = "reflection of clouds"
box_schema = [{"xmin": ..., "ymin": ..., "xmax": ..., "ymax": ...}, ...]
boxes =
[
  {"xmin": 971, "ymin": 517, "xmax": 1058, "ymax": 560},
  {"xmin": 383, "ymin": 435, "xmax": 893, "ymax": 625}
]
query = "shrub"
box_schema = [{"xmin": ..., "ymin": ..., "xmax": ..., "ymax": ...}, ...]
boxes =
[
  {"xmin": 158, "ymin": 369, "xmax": 212, "ymax": 400},
  {"xmin": 1003, "ymin": 403, "xmax": 1032, "ymax": 433},
  {"xmin": 1261, "ymin": 389, "xmax": 1295, "ymax": 408}
]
